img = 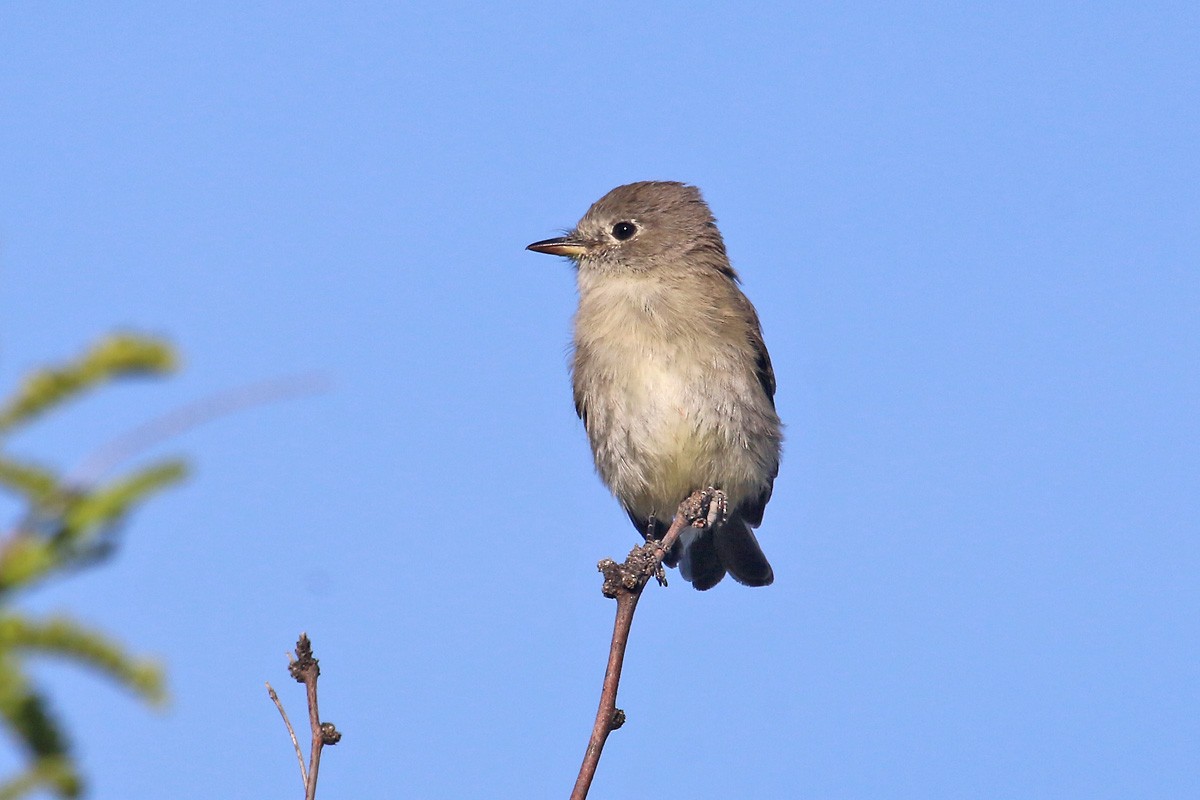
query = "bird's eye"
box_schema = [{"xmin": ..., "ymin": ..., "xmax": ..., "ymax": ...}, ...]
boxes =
[{"xmin": 611, "ymin": 221, "xmax": 637, "ymax": 240}]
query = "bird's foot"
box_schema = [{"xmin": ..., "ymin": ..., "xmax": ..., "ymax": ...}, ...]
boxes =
[{"xmin": 697, "ymin": 487, "xmax": 727, "ymax": 528}]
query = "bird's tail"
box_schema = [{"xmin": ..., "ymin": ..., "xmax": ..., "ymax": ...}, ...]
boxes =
[{"xmin": 674, "ymin": 514, "xmax": 774, "ymax": 590}]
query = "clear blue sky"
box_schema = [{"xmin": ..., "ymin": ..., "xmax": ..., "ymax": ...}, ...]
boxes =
[{"xmin": 2, "ymin": 3, "xmax": 1197, "ymax": 798}]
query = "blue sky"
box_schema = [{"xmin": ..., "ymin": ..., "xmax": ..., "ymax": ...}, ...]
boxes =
[{"xmin": 1, "ymin": 2, "xmax": 1197, "ymax": 797}]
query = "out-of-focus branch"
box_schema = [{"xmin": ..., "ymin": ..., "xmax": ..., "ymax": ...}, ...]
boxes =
[
  {"xmin": 71, "ymin": 373, "xmax": 330, "ymax": 484},
  {"xmin": 570, "ymin": 488, "xmax": 725, "ymax": 800},
  {"xmin": 268, "ymin": 634, "xmax": 341, "ymax": 800}
]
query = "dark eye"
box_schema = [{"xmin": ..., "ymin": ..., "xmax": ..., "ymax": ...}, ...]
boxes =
[{"xmin": 611, "ymin": 221, "xmax": 637, "ymax": 240}]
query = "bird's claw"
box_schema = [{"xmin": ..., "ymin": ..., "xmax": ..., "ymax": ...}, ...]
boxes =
[{"xmin": 698, "ymin": 487, "xmax": 727, "ymax": 528}]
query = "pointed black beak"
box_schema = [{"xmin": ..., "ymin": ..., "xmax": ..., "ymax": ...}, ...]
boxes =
[{"xmin": 526, "ymin": 235, "xmax": 589, "ymax": 257}]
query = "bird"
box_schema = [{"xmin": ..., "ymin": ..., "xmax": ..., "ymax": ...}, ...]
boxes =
[{"xmin": 527, "ymin": 181, "xmax": 782, "ymax": 590}]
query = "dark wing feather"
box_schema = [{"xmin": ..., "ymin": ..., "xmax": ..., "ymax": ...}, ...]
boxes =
[
  {"xmin": 574, "ymin": 391, "xmax": 587, "ymax": 427},
  {"xmin": 750, "ymin": 327, "xmax": 776, "ymax": 408},
  {"xmin": 738, "ymin": 483, "xmax": 774, "ymax": 527},
  {"xmin": 742, "ymin": 312, "xmax": 777, "ymax": 527},
  {"xmin": 571, "ymin": 345, "xmax": 589, "ymax": 427}
]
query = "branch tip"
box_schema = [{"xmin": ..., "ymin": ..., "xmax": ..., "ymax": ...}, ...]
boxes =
[{"xmin": 269, "ymin": 633, "xmax": 337, "ymax": 800}]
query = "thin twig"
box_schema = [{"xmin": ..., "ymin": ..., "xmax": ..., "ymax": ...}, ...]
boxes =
[
  {"xmin": 570, "ymin": 488, "xmax": 723, "ymax": 800},
  {"xmin": 266, "ymin": 682, "xmax": 307, "ymax": 785}
]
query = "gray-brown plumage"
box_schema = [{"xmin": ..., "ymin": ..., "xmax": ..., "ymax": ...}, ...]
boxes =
[{"xmin": 527, "ymin": 181, "xmax": 782, "ymax": 589}]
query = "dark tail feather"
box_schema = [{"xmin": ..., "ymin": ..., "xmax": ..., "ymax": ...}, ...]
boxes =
[
  {"xmin": 677, "ymin": 528, "xmax": 726, "ymax": 590},
  {"xmin": 634, "ymin": 511, "xmax": 772, "ymax": 590},
  {"xmin": 713, "ymin": 516, "xmax": 774, "ymax": 587}
]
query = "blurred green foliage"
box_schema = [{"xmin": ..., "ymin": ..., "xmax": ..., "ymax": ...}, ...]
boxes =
[{"xmin": 0, "ymin": 334, "xmax": 186, "ymax": 799}]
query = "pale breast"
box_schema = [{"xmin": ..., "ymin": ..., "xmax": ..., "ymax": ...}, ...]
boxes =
[{"xmin": 572, "ymin": 273, "xmax": 775, "ymax": 518}]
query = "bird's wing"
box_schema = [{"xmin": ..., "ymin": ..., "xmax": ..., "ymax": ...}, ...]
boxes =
[
  {"xmin": 746, "ymin": 300, "xmax": 777, "ymax": 407},
  {"xmin": 740, "ymin": 483, "xmax": 774, "ymax": 527},
  {"xmin": 752, "ymin": 331, "xmax": 777, "ymax": 408},
  {"xmin": 743, "ymin": 301, "xmax": 778, "ymax": 527},
  {"xmin": 572, "ymin": 379, "xmax": 588, "ymax": 428}
]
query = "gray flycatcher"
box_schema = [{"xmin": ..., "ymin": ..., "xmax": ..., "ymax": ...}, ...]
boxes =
[{"xmin": 527, "ymin": 181, "xmax": 782, "ymax": 590}]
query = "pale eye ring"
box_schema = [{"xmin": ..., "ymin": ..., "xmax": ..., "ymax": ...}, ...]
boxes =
[{"xmin": 611, "ymin": 221, "xmax": 637, "ymax": 240}]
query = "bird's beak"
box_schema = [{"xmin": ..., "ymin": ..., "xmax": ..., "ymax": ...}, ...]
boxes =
[{"xmin": 526, "ymin": 235, "xmax": 589, "ymax": 258}]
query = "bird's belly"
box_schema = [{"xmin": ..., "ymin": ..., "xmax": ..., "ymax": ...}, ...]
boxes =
[
  {"xmin": 573, "ymin": 281, "xmax": 777, "ymax": 522},
  {"xmin": 592, "ymin": 358, "xmax": 762, "ymax": 520}
]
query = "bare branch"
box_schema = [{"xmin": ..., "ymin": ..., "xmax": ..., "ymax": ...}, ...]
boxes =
[
  {"xmin": 289, "ymin": 633, "xmax": 341, "ymax": 800},
  {"xmin": 267, "ymin": 682, "xmax": 307, "ymax": 787},
  {"xmin": 570, "ymin": 488, "xmax": 725, "ymax": 800},
  {"xmin": 269, "ymin": 633, "xmax": 341, "ymax": 799}
]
